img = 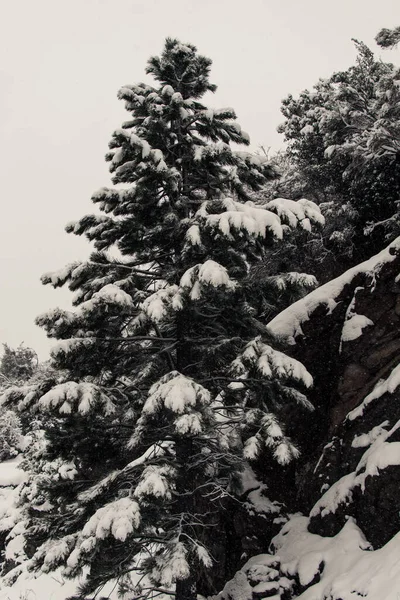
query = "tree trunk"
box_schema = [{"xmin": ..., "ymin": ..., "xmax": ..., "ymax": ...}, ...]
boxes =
[
  {"xmin": 175, "ymin": 436, "xmax": 198, "ymax": 600},
  {"xmin": 176, "ymin": 576, "xmax": 198, "ymax": 600}
]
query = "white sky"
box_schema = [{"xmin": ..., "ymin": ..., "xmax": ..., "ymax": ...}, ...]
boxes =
[{"xmin": 0, "ymin": 0, "xmax": 399, "ymax": 359}]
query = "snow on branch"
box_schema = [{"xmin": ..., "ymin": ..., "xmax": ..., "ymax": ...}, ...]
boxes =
[
  {"xmin": 180, "ymin": 260, "xmax": 237, "ymax": 301},
  {"xmin": 81, "ymin": 497, "xmax": 141, "ymax": 542},
  {"xmin": 232, "ymin": 337, "xmax": 313, "ymax": 389},
  {"xmin": 56, "ymin": 497, "xmax": 142, "ymax": 575},
  {"xmin": 204, "ymin": 198, "xmax": 283, "ymax": 241},
  {"xmin": 77, "ymin": 441, "xmax": 176, "ymax": 505},
  {"xmin": 141, "ymin": 285, "xmax": 181, "ymax": 321},
  {"xmin": 39, "ymin": 381, "xmax": 116, "ymax": 416},
  {"xmin": 134, "ymin": 464, "xmax": 177, "ymax": 500},
  {"xmin": 128, "ymin": 372, "xmax": 212, "ymax": 447},
  {"xmin": 264, "ymin": 198, "xmax": 325, "ymax": 231},
  {"xmin": 143, "ymin": 372, "xmax": 210, "ymax": 415},
  {"xmin": 150, "ymin": 541, "xmax": 190, "ymax": 587},
  {"xmin": 78, "ymin": 283, "xmax": 134, "ymax": 314},
  {"xmin": 41, "ymin": 262, "xmax": 81, "ymax": 288}
]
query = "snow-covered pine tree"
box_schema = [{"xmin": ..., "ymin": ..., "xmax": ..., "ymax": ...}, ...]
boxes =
[
  {"xmin": 1, "ymin": 39, "xmax": 323, "ymax": 599},
  {"xmin": 278, "ymin": 38, "xmax": 400, "ymax": 263}
]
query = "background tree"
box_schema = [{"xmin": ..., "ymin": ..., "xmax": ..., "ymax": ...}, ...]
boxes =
[
  {"xmin": 278, "ymin": 37, "xmax": 400, "ymax": 263},
  {"xmin": 1, "ymin": 39, "xmax": 322, "ymax": 600},
  {"xmin": 0, "ymin": 344, "xmax": 38, "ymax": 462},
  {"xmin": 257, "ymin": 151, "xmax": 358, "ymax": 283},
  {"xmin": 0, "ymin": 344, "xmax": 38, "ymax": 387},
  {"xmin": 375, "ymin": 25, "xmax": 400, "ymax": 48}
]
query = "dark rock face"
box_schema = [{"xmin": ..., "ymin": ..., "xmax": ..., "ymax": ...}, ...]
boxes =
[
  {"xmin": 217, "ymin": 242, "xmax": 400, "ymax": 599},
  {"xmin": 294, "ymin": 249, "xmax": 400, "ymax": 549}
]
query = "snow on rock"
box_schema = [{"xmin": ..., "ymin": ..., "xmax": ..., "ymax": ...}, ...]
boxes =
[
  {"xmin": 348, "ymin": 362, "xmax": 400, "ymax": 421},
  {"xmin": 351, "ymin": 421, "xmax": 390, "ymax": 448},
  {"xmin": 339, "ymin": 285, "xmax": 374, "ymax": 348},
  {"xmin": 270, "ymin": 514, "xmax": 400, "ymax": 600},
  {"xmin": 356, "ymin": 437, "xmax": 400, "ymax": 490},
  {"xmin": 215, "ymin": 553, "xmax": 282, "ymax": 600},
  {"xmin": 311, "ymin": 419, "xmax": 400, "ymax": 519},
  {"xmin": 268, "ymin": 236, "xmax": 400, "ymax": 344},
  {"xmin": 310, "ymin": 472, "xmax": 355, "ymax": 519},
  {"xmin": 341, "ymin": 313, "xmax": 373, "ymax": 343},
  {"xmin": 217, "ymin": 569, "xmax": 254, "ymax": 600}
]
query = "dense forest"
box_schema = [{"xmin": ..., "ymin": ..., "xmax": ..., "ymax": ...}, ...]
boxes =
[{"xmin": 0, "ymin": 26, "xmax": 400, "ymax": 600}]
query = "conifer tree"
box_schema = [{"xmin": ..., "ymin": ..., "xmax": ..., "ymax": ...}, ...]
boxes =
[
  {"xmin": 376, "ymin": 25, "xmax": 400, "ymax": 48},
  {"xmin": 0, "ymin": 343, "xmax": 38, "ymax": 385},
  {"xmin": 278, "ymin": 38, "xmax": 400, "ymax": 260},
  {"xmin": 1, "ymin": 39, "xmax": 322, "ymax": 599}
]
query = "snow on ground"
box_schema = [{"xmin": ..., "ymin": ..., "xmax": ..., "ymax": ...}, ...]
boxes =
[
  {"xmin": 0, "ymin": 457, "xmax": 27, "ymax": 487},
  {"xmin": 0, "ymin": 569, "xmax": 79, "ymax": 600},
  {"xmin": 0, "ymin": 568, "xmax": 122, "ymax": 600},
  {"xmin": 268, "ymin": 236, "xmax": 400, "ymax": 344}
]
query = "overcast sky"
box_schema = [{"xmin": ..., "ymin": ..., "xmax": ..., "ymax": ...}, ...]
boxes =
[{"xmin": 0, "ymin": 0, "xmax": 399, "ymax": 359}]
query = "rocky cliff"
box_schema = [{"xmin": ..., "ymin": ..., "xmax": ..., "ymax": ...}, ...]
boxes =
[{"xmin": 218, "ymin": 237, "xmax": 400, "ymax": 600}]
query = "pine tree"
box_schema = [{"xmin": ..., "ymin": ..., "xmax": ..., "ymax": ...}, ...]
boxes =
[{"xmin": 1, "ymin": 39, "xmax": 322, "ymax": 599}]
